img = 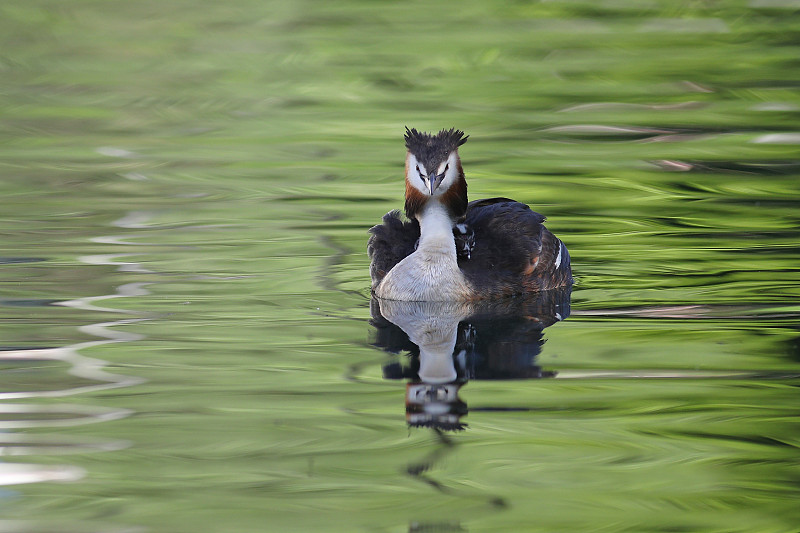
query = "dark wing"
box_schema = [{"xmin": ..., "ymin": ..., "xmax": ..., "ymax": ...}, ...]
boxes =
[
  {"xmin": 533, "ymin": 227, "xmax": 572, "ymax": 290},
  {"xmin": 367, "ymin": 210, "xmax": 419, "ymax": 285},
  {"xmin": 460, "ymin": 198, "xmax": 572, "ymax": 295}
]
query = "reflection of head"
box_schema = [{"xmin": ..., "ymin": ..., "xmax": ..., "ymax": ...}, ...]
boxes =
[{"xmin": 405, "ymin": 382, "xmax": 468, "ymax": 431}]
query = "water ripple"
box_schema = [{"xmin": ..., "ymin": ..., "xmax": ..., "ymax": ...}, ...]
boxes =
[
  {"xmin": 57, "ymin": 282, "xmax": 153, "ymax": 313},
  {"xmin": 0, "ymin": 210, "xmax": 155, "ymax": 489},
  {"xmin": 0, "ymin": 403, "xmax": 131, "ymax": 428},
  {"xmin": 0, "ymin": 464, "xmax": 85, "ymax": 486},
  {"xmin": 0, "ymin": 320, "xmax": 146, "ymax": 400}
]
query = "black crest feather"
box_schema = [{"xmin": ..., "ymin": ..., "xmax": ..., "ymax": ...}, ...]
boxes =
[{"xmin": 404, "ymin": 127, "xmax": 468, "ymax": 169}]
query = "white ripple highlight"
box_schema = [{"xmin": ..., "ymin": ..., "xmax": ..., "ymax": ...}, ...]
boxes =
[
  {"xmin": 0, "ymin": 404, "xmax": 132, "ymax": 429},
  {"xmin": 0, "ymin": 318, "xmax": 147, "ymax": 399},
  {"xmin": 0, "ymin": 211, "xmax": 158, "ymax": 491},
  {"xmin": 80, "ymin": 253, "xmax": 154, "ymax": 274},
  {"xmin": 57, "ymin": 282, "xmax": 152, "ymax": 313},
  {"xmin": 0, "ymin": 464, "xmax": 86, "ymax": 486}
]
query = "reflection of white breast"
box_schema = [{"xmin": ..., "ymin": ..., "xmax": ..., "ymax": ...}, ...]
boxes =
[{"xmin": 378, "ymin": 300, "xmax": 472, "ymax": 384}]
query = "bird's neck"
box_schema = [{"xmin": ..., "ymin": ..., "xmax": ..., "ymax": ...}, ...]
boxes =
[
  {"xmin": 374, "ymin": 198, "xmax": 471, "ymax": 301},
  {"xmin": 416, "ymin": 201, "xmax": 457, "ymax": 256}
]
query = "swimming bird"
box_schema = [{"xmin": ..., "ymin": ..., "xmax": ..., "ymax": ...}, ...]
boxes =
[{"xmin": 369, "ymin": 128, "xmax": 572, "ymax": 301}]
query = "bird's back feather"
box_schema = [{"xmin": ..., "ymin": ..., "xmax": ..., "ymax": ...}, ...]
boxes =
[
  {"xmin": 461, "ymin": 198, "xmax": 572, "ymax": 295},
  {"xmin": 367, "ymin": 210, "xmax": 419, "ymax": 286}
]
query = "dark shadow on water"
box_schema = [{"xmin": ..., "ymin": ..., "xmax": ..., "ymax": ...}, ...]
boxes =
[
  {"xmin": 370, "ymin": 287, "xmax": 571, "ymax": 432},
  {"xmin": 408, "ymin": 521, "xmax": 467, "ymax": 533},
  {"xmin": 0, "ymin": 257, "xmax": 47, "ymax": 265}
]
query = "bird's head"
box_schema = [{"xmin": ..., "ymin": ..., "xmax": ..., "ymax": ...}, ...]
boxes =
[{"xmin": 403, "ymin": 127, "xmax": 469, "ymax": 221}]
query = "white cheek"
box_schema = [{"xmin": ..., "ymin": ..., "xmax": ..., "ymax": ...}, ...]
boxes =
[
  {"xmin": 410, "ymin": 181, "xmax": 428, "ymax": 195},
  {"xmin": 406, "ymin": 154, "xmax": 429, "ymax": 194},
  {"xmin": 436, "ymin": 156, "xmax": 459, "ymax": 193},
  {"xmin": 440, "ymin": 169, "xmax": 456, "ymax": 189}
]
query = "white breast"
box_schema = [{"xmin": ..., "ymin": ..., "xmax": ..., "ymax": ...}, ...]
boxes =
[
  {"xmin": 375, "ymin": 202, "xmax": 473, "ymax": 301},
  {"xmin": 374, "ymin": 248, "xmax": 470, "ymax": 301}
]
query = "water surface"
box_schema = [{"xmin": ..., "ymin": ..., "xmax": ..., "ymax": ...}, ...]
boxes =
[{"xmin": 1, "ymin": 1, "xmax": 799, "ymax": 531}]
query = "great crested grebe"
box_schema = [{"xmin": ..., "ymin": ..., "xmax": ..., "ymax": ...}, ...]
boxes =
[{"xmin": 369, "ymin": 127, "xmax": 572, "ymax": 302}]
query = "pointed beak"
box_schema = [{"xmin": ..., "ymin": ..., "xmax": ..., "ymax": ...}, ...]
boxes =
[{"xmin": 428, "ymin": 171, "xmax": 444, "ymax": 195}]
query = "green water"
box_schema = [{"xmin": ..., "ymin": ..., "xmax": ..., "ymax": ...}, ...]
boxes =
[{"xmin": 2, "ymin": 0, "xmax": 799, "ymax": 531}]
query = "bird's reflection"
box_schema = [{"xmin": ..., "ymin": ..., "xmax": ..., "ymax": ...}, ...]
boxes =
[{"xmin": 370, "ymin": 286, "xmax": 571, "ymax": 431}]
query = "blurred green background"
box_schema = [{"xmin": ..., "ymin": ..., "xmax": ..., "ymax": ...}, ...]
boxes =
[{"xmin": 1, "ymin": 0, "xmax": 799, "ymax": 531}]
